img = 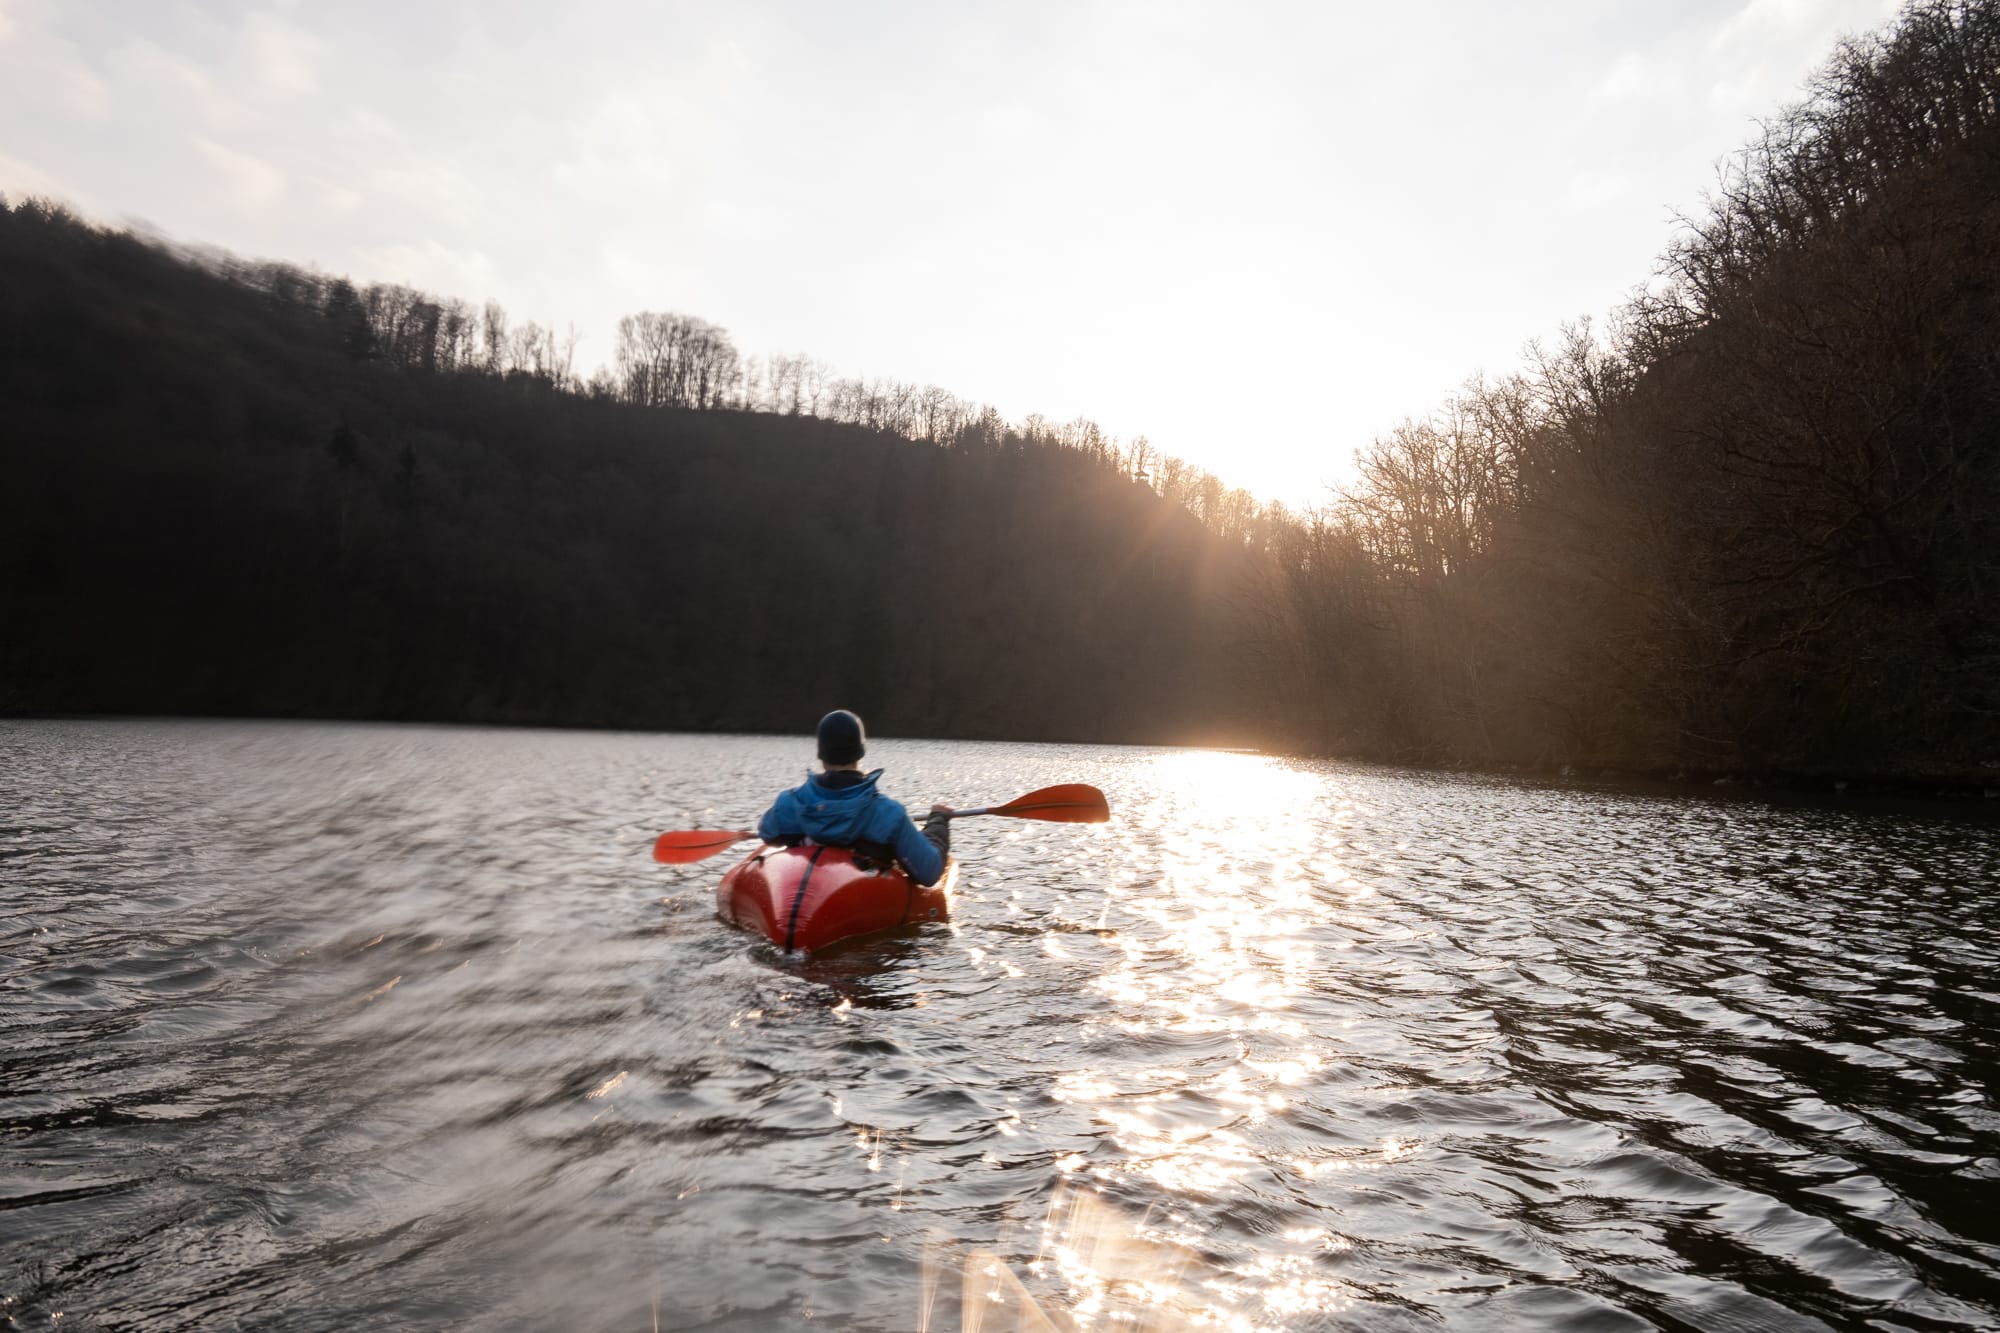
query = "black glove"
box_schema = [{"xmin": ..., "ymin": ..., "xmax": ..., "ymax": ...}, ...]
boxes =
[{"xmin": 922, "ymin": 810, "xmax": 952, "ymax": 859}]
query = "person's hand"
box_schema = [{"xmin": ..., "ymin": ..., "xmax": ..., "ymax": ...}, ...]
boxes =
[{"xmin": 921, "ymin": 804, "xmax": 954, "ymax": 854}]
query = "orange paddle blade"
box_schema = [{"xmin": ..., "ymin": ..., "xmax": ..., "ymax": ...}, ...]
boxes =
[
  {"xmin": 985, "ymin": 784, "xmax": 1111, "ymax": 823},
  {"xmin": 652, "ymin": 829, "xmax": 757, "ymax": 863}
]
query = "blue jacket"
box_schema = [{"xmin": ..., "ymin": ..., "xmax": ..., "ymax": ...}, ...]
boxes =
[{"xmin": 757, "ymin": 769, "xmax": 947, "ymax": 886}]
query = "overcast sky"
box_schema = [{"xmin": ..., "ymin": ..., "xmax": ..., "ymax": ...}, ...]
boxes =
[{"xmin": 1, "ymin": 0, "xmax": 1903, "ymax": 503}]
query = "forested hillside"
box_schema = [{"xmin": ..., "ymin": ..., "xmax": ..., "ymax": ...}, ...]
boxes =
[
  {"xmin": 1255, "ymin": 0, "xmax": 1999, "ymax": 782},
  {"xmin": 0, "ymin": 203, "xmax": 1260, "ymax": 745}
]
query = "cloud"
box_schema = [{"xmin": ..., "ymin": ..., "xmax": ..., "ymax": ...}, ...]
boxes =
[
  {"xmin": 115, "ymin": 36, "xmax": 245, "ymax": 129},
  {"xmin": 0, "ymin": 149, "xmax": 81, "ymax": 206},
  {"xmin": 0, "ymin": 4, "xmax": 108, "ymax": 120},
  {"xmin": 245, "ymin": 13, "xmax": 319, "ymax": 98},
  {"xmin": 1701, "ymin": 0, "xmax": 1905, "ymax": 117},
  {"xmin": 55, "ymin": 58, "xmax": 110, "ymax": 119},
  {"xmin": 316, "ymin": 180, "xmax": 362, "ymax": 214},
  {"xmin": 1595, "ymin": 52, "xmax": 1678, "ymax": 102},
  {"xmin": 1709, "ymin": 0, "xmax": 1898, "ymax": 52},
  {"xmin": 1710, "ymin": 0, "xmax": 1819, "ymax": 51},
  {"xmin": 193, "ymin": 136, "xmax": 285, "ymax": 211},
  {"xmin": 1567, "ymin": 171, "xmax": 1635, "ymax": 210},
  {"xmin": 354, "ymin": 238, "xmax": 501, "ymax": 307}
]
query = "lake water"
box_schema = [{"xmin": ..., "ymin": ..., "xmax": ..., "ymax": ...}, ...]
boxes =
[{"xmin": 3, "ymin": 719, "xmax": 1998, "ymax": 1331}]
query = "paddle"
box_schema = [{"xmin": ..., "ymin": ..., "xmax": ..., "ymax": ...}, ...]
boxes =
[
  {"xmin": 650, "ymin": 783, "xmax": 1110, "ymax": 863},
  {"xmin": 947, "ymin": 783, "xmax": 1111, "ymax": 824},
  {"xmin": 651, "ymin": 829, "xmax": 761, "ymax": 863}
]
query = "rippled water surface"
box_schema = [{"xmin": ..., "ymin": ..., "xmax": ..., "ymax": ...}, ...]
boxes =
[{"xmin": 4, "ymin": 720, "xmax": 1999, "ymax": 1331}]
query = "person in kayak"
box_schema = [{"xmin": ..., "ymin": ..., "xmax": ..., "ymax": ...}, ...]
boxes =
[{"xmin": 757, "ymin": 709, "xmax": 954, "ymax": 886}]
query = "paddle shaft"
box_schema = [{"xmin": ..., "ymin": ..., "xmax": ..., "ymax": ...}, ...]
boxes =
[{"xmin": 652, "ymin": 783, "xmax": 1108, "ymax": 862}]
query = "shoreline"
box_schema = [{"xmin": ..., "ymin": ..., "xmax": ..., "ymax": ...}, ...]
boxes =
[{"xmin": 10, "ymin": 709, "xmax": 1999, "ymax": 810}]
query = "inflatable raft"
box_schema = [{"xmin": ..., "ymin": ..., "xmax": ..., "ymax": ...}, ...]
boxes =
[{"xmin": 716, "ymin": 844, "xmax": 957, "ymax": 953}]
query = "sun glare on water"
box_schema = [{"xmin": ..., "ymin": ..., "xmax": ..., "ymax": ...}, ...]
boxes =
[{"xmin": 929, "ymin": 749, "xmax": 1396, "ymax": 1328}]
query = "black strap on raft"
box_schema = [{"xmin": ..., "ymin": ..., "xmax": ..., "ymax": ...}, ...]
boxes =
[{"xmin": 783, "ymin": 844, "xmax": 827, "ymax": 953}]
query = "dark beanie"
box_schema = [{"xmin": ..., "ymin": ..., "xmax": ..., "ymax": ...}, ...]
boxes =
[{"xmin": 816, "ymin": 709, "xmax": 867, "ymax": 765}]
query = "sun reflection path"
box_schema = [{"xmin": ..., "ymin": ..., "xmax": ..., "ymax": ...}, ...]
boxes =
[{"xmin": 1018, "ymin": 750, "xmax": 1385, "ymax": 1329}]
